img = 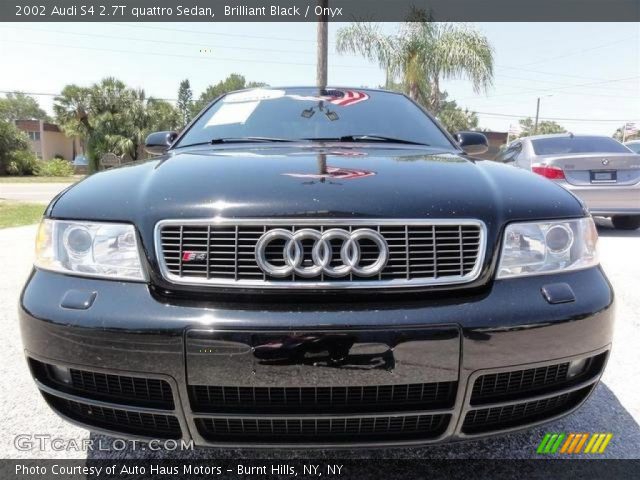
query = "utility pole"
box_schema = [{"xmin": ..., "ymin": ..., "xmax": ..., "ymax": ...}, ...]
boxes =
[
  {"xmin": 533, "ymin": 97, "xmax": 541, "ymax": 135},
  {"xmin": 316, "ymin": 0, "xmax": 328, "ymax": 89}
]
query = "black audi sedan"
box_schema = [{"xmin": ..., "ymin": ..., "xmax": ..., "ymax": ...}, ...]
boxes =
[{"xmin": 20, "ymin": 87, "xmax": 614, "ymax": 448}]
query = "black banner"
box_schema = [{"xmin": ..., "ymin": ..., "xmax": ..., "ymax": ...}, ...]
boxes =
[
  {"xmin": 1, "ymin": 459, "xmax": 640, "ymax": 480},
  {"xmin": 3, "ymin": 0, "xmax": 640, "ymax": 22}
]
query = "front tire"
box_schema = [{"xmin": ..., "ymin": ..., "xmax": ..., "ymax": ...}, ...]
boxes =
[{"xmin": 611, "ymin": 215, "xmax": 640, "ymax": 230}]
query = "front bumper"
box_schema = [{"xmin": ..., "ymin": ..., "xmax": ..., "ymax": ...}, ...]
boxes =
[{"xmin": 20, "ymin": 267, "xmax": 614, "ymax": 448}]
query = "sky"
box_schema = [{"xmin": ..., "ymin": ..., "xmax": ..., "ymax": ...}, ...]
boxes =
[{"xmin": 0, "ymin": 22, "xmax": 638, "ymax": 135}]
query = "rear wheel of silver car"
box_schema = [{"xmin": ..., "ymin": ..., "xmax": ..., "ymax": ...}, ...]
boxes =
[{"xmin": 611, "ymin": 215, "xmax": 640, "ymax": 230}]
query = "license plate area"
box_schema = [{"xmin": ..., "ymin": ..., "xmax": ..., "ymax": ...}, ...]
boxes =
[
  {"xmin": 186, "ymin": 326, "xmax": 460, "ymax": 388},
  {"xmin": 590, "ymin": 170, "xmax": 617, "ymax": 183}
]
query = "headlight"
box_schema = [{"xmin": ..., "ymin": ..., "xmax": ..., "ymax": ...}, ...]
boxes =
[
  {"xmin": 497, "ymin": 217, "xmax": 598, "ymax": 279},
  {"xmin": 35, "ymin": 219, "xmax": 146, "ymax": 281}
]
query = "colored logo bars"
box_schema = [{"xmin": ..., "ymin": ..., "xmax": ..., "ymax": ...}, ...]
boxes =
[{"xmin": 537, "ymin": 433, "xmax": 613, "ymax": 455}]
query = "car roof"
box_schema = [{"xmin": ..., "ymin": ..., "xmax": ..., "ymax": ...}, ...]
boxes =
[
  {"xmin": 222, "ymin": 86, "xmax": 405, "ymax": 96},
  {"xmin": 518, "ymin": 133, "xmax": 615, "ymax": 142}
]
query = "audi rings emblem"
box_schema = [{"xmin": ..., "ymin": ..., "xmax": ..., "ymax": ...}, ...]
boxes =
[{"xmin": 255, "ymin": 228, "xmax": 389, "ymax": 278}]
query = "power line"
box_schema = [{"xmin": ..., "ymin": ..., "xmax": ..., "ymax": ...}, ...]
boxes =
[
  {"xmin": 111, "ymin": 22, "xmax": 333, "ymax": 44},
  {"xmin": 0, "ymin": 25, "xmax": 340, "ymax": 57},
  {"xmin": 486, "ymin": 85, "xmax": 636, "ymax": 100},
  {"xmin": 0, "ymin": 90, "xmax": 178, "ymax": 102},
  {"xmin": 1, "ymin": 38, "xmax": 372, "ymax": 69},
  {"xmin": 495, "ymin": 73, "xmax": 639, "ymax": 95},
  {"xmin": 475, "ymin": 111, "xmax": 638, "ymax": 122},
  {"xmin": 459, "ymin": 75, "xmax": 640, "ymax": 101},
  {"xmin": 513, "ymin": 35, "xmax": 637, "ymax": 68},
  {"xmin": 495, "ymin": 64, "xmax": 637, "ymax": 83}
]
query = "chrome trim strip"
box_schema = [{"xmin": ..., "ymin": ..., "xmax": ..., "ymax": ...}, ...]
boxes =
[
  {"xmin": 44, "ymin": 406, "xmax": 183, "ymax": 443},
  {"xmin": 191, "ymin": 409, "xmax": 455, "ymax": 420},
  {"xmin": 456, "ymin": 386, "xmax": 596, "ymax": 439},
  {"xmin": 35, "ymin": 379, "xmax": 177, "ymax": 415},
  {"xmin": 464, "ymin": 375, "xmax": 599, "ymax": 410},
  {"xmin": 154, "ymin": 218, "xmax": 487, "ymax": 289}
]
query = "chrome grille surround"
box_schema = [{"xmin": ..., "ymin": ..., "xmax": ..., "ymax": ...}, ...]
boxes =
[{"xmin": 154, "ymin": 218, "xmax": 486, "ymax": 289}]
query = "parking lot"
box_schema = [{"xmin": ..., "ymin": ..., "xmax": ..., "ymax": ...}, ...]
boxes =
[{"xmin": 0, "ymin": 219, "xmax": 638, "ymax": 460}]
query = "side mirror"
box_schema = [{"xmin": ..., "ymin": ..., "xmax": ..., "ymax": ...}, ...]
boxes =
[
  {"xmin": 145, "ymin": 131, "xmax": 178, "ymax": 155},
  {"xmin": 455, "ymin": 131, "xmax": 489, "ymax": 156}
]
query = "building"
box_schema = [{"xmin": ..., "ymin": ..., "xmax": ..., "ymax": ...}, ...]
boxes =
[
  {"xmin": 14, "ymin": 120, "xmax": 80, "ymax": 161},
  {"xmin": 480, "ymin": 131, "xmax": 509, "ymax": 160}
]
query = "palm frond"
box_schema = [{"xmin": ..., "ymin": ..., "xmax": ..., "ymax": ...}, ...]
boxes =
[
  {"xmin": 335, "ymin": 22, "xmax": 398, "ymax": 74},
  {"xmin": 430, "ymin": 23, "xmax": 494, "ymax": 93}
]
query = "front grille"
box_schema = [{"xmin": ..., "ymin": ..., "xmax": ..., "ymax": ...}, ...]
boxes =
[
  {"xmin": 462, "ymin": 386, "xmax": 592, "ymax": 434},
  {"xmin": 44, "ymin": 393, "xmax": 182, "ymax": 439},
  {"xmin": 196, "ymin": 413, "xmax": 450, "ymax": 443},
  {"xmin": 156, "ymin": 220, "xmax": 484, "ymax": 288},
  {"xmin": 470, "ymin": 353, "xmax": 606, "ymax": 405},
  {"xmin": 189, "ymin": 382, "xmax": 457, "ymax": 413},
  {"xmin": 29, "ymin": 359, "xmax": 174, "ymax": 409}
]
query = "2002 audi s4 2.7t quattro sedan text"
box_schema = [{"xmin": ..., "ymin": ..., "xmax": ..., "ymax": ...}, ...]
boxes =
[{"xmin": 20, "ymin": 87, "xmax": 614, "ymax": 447}]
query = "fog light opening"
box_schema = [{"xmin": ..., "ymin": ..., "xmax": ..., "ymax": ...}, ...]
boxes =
[
  {"xmin": 567, "ymin": 357, "xmax": 589, "ymax": 379},
  {"xmin": 48, "ymin": 365, "xmax": 72, "ymax": 385}
]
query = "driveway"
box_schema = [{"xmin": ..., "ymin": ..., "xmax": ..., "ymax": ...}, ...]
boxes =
[
  {"xmin": 0, "ymin": 219, "xmax": 638, "ymax": 460},
  {"xmin": 0, "ymin": 183, "xmax": 72, "ymax": 204}
]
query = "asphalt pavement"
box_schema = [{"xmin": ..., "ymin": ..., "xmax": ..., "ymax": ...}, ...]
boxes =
[
  {"xmin": 0, "ymin": 183, "xmax": 72, "ymax": 204},
  {"xmin": 0, "ymin": 219, "xmax": 638, "ymax": 460}
]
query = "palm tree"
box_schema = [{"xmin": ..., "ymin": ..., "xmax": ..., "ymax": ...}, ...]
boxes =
[
  {"xmin": 53, "ymin": 85, "xmax": 92, "ymax": 155},
  {"xmin": 336, "ymin": 15, "xmax": 494, "ymax": 113},
  {"xmin": 55, "ymin": 79, "xmax": 149, "ymax": 170}
]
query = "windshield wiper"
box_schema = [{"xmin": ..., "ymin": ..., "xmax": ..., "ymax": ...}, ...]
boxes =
[
  {"xmin": 304, "ymin": 135, "xmax": 429, "ymax": 146},
  {"xmin": 176, "ymin": 137, "xmax": 294, "ymax": 148},
  {"xmin": 209, "ymin": 137, "xmax": 294, "ymax": 144}
]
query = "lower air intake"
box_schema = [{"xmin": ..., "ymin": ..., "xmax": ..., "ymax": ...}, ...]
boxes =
[
  {"xmin": 43, "ymin": 392, "xmax": 182, "ymax": 439},
  {"xmin": 196, "ymin": 413, "xmax": 450, "ymax": 444},
  {"xmin": 462, "ymin": 386, "xmax": 592, "ymax": 434}
]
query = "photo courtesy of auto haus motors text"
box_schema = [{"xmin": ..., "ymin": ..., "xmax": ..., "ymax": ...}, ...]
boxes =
[
  {"xmin": 0, "ymin": 0, "xmax": 638, "ymax": 479},
  {"xmin": 15, "ymin": 463, "xmax": 341, "ymax": 476}
]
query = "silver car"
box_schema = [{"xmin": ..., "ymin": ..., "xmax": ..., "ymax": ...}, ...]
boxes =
[
  {"xmin": 625, "ymin": 140, "xmax": 640, "ymax": 154},
  {"xmin": 496, "ymin": 134, "xmax": 640, "ymax": 230}
]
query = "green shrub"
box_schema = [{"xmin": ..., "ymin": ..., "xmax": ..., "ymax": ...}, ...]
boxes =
[
  {"xmin": 0, "ymin": 119, "xmax": 30, "ymax": 174},
  {"xmin": 5, "ymin": 150, "xmax": 38, "ymax": 176},
  {"xmin": 35, "ymin": 158, "xmax": 74, "ymax": 177}
]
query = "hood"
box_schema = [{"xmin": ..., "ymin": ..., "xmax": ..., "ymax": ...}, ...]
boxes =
[{"xmin": 50, "ymin": 144, "xmax": 586, "ymax": 238}]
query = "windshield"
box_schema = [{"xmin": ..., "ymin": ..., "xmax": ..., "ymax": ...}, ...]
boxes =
[
  {"xmin": 531, "ymin": 136, "xmax": 630, "ymax": 155},
  {"xmin": 175, "ymin": 88, "xmax": 454, "ymax": 148},
  {"xmin": 626, "ymin": 142, "xmax": 640, "ymax": 154}
]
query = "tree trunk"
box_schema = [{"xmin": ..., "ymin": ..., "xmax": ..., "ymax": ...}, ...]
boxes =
[
  {"xmin": 384, "ymin": 67, "xmax": 393, "ymax": 89},
  {"xmin": 87, "ymin": 144, "xmax": 100, "ymax": 173},
  {"xmin": 430, "ymin": 77, "xmax": 440, "ymax": 113},
  {"xmin": 408, "ymin": 82, "xmax": 419, "ymax": 101}
]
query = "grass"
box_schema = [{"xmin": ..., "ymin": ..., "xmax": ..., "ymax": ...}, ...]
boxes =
[
  {"xmin": 0, "ymin": 200, "xmax": 45, "ymax": 229},
  {"xmin": 0, "ymin": 175, "xmax": 85, "ymax": 183}
]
